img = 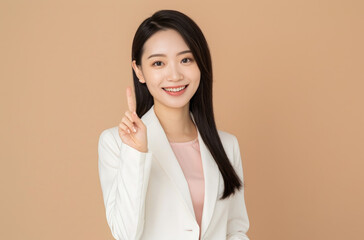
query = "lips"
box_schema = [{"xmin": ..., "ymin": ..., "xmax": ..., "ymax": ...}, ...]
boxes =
[
  {"xmin": 162, "ymin": 84, "xmax": 189, "ymax": 92},
  {"xmin": 162, "ymin": 84, "xmax": 188, "ymax": 89},
  {"xmin": 162, "ymin": 84, "xmax": 189, "ymax": 96}
]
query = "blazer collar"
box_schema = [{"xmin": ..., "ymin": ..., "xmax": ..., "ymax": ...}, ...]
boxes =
[{"xmin": 141, "ymin": 105, "xmax": 220, "ymax": 237}]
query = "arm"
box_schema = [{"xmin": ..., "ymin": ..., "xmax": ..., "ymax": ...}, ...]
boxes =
[
  {"xmin": 226, "ymin": 135, "xmax": 250, "ymax": 240},
  {"xmin": 98, "ymin": 129, "xmax": 153, "ymax": 240}
]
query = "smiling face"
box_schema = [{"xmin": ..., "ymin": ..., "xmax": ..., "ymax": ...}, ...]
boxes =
[{"xmin": 132, "ymin": 29, "xmax": 201, "ymax": 111}]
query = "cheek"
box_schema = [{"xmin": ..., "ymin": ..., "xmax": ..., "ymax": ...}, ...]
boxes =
[
  {"xmin": 144, "ymin": 69, "xmax": 164, "ymax": 83},
  {"xmin": 143, "ymin": 72, "xmax": 164, "ymax": 96},
  {"xmin": 143, "ymin": 69, "xmax": 165, "ymax": 85},
  {"xmin": 189, "ymin": 66, "xmax": 201, "ymax": 83}
]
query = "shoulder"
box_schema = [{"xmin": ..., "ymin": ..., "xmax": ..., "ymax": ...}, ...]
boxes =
[
  {"xmin": 216, "ymin": 129, "xmax": 240, "ymax": 166},
  {"xmin": 217, "ymin": 129, "xmax": 238, "ymax": 147},
  {"xmin": 98, "ymin": 126, "xmax": 121, "ymax": 150}
]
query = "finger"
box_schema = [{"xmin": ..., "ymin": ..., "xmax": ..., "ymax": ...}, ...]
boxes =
[
  {"xmin": 125, "ymin": 110, "xmax": 134, "ymax": 123},
  {"xmin": 119, "ymin": 122, "xmax": 137, "ymax": 144},
  {"xmin": 121, "ymin": 116, "xmax": 137, "ymax": 133},
  {"xmin": 119, "ymin": 123, "xmax": 131, "ymax": 135},
  {"xmin": 128, "ymin": 130, "xmax": 137, "ymax": 144},
  {"xmin": 132, "ymin": 111, "xmax": 144, "ymax": 129},
  {"xmin": 126, "ymin": 87, "xmax": 136, "ymax": 113}
]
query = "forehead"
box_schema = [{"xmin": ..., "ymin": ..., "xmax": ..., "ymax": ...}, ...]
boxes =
[{"xmin": 142, "ymin": 29, "xmax": 190, "ymax": 57}]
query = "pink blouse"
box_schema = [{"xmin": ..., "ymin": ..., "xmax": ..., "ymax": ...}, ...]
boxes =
[{"xmin": 169, "ymin": 137, "xmax": 205, "ymax": 236}]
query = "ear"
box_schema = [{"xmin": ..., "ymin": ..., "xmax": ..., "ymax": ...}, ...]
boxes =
[{"xmin": 132, "ymin": 60, "xmax": 146, "ymax": 83}]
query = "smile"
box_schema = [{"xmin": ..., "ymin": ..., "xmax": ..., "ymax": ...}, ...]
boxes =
[{"xmin": 162, "ymin": 84, "xmax": 188, "ymax": 92}]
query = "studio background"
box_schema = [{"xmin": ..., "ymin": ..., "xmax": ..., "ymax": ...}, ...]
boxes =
[{"xmin": 1, "ymin": 0, "xmax": 363, "ymax": 239}]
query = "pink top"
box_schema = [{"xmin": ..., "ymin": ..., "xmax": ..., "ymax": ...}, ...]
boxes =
[{"xmin": 169, "ymin": 137, "xmax": 205, "ymax": 235}]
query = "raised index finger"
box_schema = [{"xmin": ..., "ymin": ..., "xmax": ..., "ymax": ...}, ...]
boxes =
[{"xmin": 126, "ymin": 86, "xmax": 136, "ymax": 113}]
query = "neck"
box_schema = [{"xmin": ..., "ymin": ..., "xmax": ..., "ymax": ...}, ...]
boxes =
[{"xmin": 154, "ymin": 102, "xmax": 197, "ymax": 142}]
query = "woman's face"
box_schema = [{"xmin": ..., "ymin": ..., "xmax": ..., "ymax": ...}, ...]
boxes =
[{"xmin": 132, "ymin": 29, "xmax": 201, "ymax": 111}]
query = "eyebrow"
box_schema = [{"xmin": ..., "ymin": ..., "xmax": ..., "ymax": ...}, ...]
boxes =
[{"xmin": 147, "ymin": 50, "xmax": 192, "ymax": 59}]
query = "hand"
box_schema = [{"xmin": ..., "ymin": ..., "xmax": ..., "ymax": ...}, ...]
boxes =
[{"xmin": 118, "ymin": 86, "xmax": 148, "ymax": 153}]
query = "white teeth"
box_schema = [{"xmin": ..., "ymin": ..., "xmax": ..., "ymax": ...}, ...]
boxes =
[{"xmin": 164, "ymin": 85, "xmax": 186, "ymax": 92}]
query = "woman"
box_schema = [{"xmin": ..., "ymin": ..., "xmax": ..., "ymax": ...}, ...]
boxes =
[{"xmin": 98, "ymin": 9, "xmax": 250, "ymax": 240}]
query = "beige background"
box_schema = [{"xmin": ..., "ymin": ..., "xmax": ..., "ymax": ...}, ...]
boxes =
[{"xmin": 1, "ymin": 0, "xmax": 363, "ymax": 239}]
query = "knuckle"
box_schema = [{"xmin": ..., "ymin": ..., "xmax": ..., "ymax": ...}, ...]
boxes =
[
  {"xmin": 125, "ymin": 112, "xmax": 133, "ymax": 120},
  {"xmin": 122, "ymin": 116, "xmax": 129, "ymax": 123},
  {"xmin": 125, "ymin": 119, "xmax": 132, "ymax": 126}
]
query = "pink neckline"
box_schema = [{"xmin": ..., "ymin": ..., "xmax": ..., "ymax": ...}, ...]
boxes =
[{"xmin": 169, "ymin": 137, "xmax": 198, "ymax": 145}]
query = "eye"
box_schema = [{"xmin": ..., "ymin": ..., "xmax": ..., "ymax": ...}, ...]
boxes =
[
  {"xmin": 181, "ymin": 58, "xmax": 193, "ymax": 64},
  {"xmin": 152, "ymin": 61, "xmax": 163, "ymax": 67}
]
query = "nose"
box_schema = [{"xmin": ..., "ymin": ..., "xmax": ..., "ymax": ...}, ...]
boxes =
[{"xmin": 166, "ymin": 62, "xmax": 183, "ymax": 81}]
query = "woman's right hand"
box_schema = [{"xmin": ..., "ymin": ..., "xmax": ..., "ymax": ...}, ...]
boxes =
[{"xmin": 118, "ymin": 86, "xmax": 148, "ymax": 153}]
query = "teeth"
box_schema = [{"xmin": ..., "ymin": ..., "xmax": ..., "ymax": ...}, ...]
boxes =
[{"xmin": 164, "ymin": 85, "xmax": 186, "ymax": 92}]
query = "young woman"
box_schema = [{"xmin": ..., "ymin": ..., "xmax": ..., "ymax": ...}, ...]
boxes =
[{"xmin": 98, "ymin": 9, "xmax": 250, "ymax": 240}]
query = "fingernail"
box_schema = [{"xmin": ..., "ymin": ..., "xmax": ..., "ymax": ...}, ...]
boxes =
[
  {"xmin": 133, "ymin": 127, "xmax": 137, "ymax": 132},
  {"xmin": 127, "ymin": 129, "xmax": 130, "ymax": 133},
  {"xmin": 133, "ymin": 111, "xmax": 137, "ymax": 115}
]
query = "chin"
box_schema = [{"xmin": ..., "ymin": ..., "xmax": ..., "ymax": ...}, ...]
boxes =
[{"xmin": 155, "ymin": 98, "xmax": 191, "ymax": 110}]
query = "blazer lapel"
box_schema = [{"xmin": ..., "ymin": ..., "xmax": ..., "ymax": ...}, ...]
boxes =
[
  {"xmin": 141, "ymin": 105, "xmax": 220, "ymax": 237},
  {"xmin": 198, "ymin": 126, "xmax": 220, "ymax": 238}
]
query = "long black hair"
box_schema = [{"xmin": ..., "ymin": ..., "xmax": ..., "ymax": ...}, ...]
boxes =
[{"xmin": 131, "ymin": 9, "xmax": 243, "ymax": 199}]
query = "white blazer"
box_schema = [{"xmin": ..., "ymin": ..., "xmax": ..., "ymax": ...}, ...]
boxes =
[{"xmin": 98, "ymin": 105, "xmax": 250, "ymax": 240}]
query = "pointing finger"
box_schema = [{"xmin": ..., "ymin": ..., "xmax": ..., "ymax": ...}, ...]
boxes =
[{"xmin": 126, "ymin": 86, "xmax": 136, "ymax": 113}]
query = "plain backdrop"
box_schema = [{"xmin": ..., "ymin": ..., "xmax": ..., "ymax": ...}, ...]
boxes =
[{"xmin": 1, "ymin": 0, "xmax": 363, "ymax": 239}]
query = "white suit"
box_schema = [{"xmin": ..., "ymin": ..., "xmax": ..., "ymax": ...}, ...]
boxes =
[{"xmin": 98, "ymin": 105, "xmax": 250, "ymax": 239}]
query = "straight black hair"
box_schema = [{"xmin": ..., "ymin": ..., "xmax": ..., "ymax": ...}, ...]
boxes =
[{"xmin": 131, "ymin": 9, "xmax": 243, "ymax": 199}]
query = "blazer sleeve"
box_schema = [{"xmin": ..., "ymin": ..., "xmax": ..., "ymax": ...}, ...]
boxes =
[
  {"xmin": 226, "ymin": 135, "xmax": 250, "ymax": 240},
  {"xmin": 98, "ymin": 129, "xmax": 153, "ymax": 240}
]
